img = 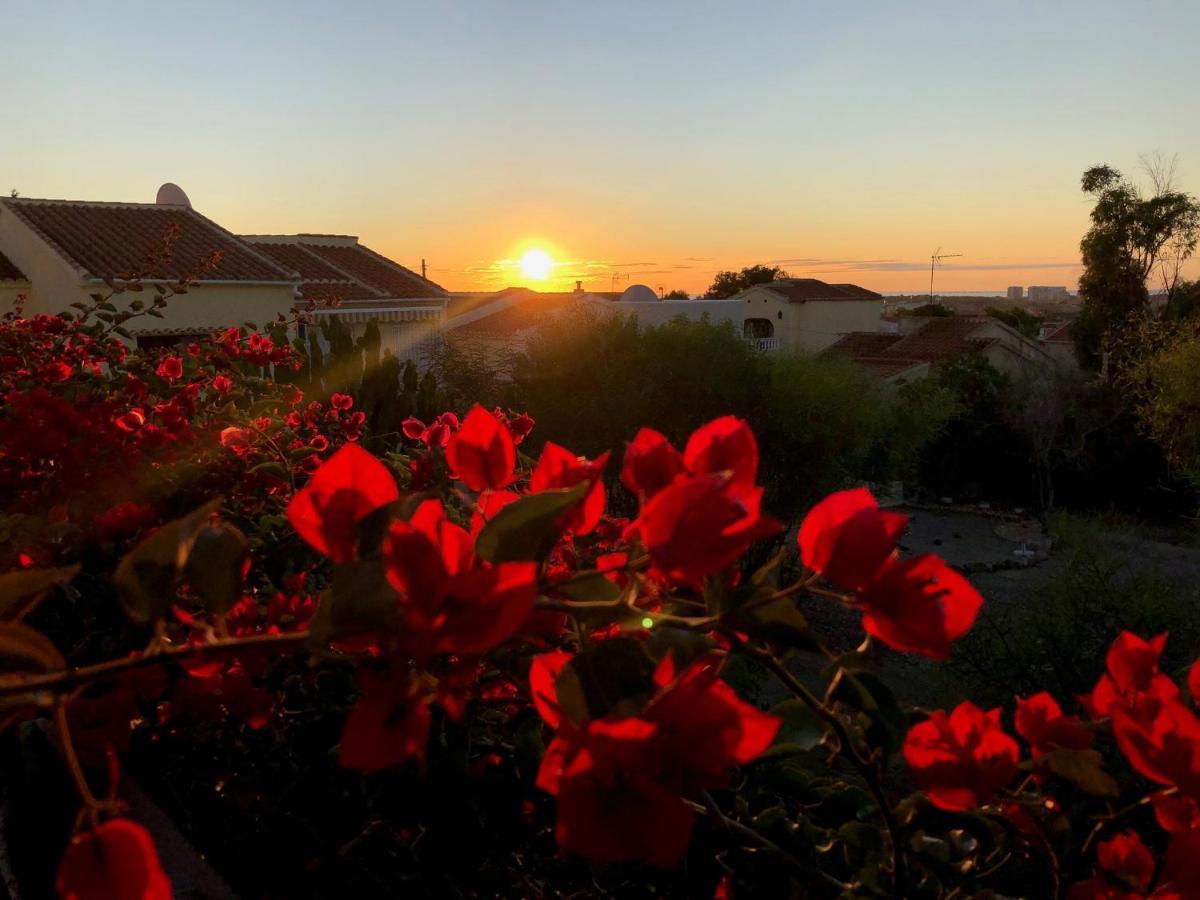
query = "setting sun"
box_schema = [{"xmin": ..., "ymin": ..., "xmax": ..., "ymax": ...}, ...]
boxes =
[{"xmin": 518, "ymin": 247, "xmax": 553, "ymax": 281}]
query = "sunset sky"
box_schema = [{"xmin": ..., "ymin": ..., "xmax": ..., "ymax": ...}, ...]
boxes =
[{"xmin": 3, "ymin": 1, "xmax": 1198, "ymax": 295}]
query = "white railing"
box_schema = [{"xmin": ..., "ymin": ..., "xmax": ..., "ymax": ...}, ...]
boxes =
[{"xmin": 747, "ymin": 337, "xmax": 779, "ymax": 352}]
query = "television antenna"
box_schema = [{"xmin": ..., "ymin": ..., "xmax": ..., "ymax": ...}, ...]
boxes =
[
  {"xmin": 929, "ymin": 248, "xmax": 962, "ymax": 300},
  {"xmin": 610, "ymin": 271, "xmax": 629, "ymax": 292}
]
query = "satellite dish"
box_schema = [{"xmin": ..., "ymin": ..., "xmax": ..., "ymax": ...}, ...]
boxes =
[
  {"xmin": 155, "ymin": 183, "xmax": 191, "ymax": 207},
  {"xmin": 621, "ymin": 284, "xmax": 659, "ymax": 303}
]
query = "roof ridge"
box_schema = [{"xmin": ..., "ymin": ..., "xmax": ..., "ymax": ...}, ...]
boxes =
[
  {"xmin": 289, "ymin": 242, "xmax": 384, "ymax": 298},
  {"xmin": 3, "ymin": 197, "xmax": 184, "ymax": 210},
  {"xmin": 354, "ymin": 242, "xmax": 448, "ymax": 295},
  {"xmin": 181, "ymin": 207, "xmax": 297, "ymax": 282}
]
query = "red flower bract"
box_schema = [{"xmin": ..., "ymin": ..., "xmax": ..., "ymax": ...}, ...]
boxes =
[
  {"xmin": 1096, "ymin": 830, "xmax": 1155, "ymax": 892},
  {"xmin": 529, "ymin": 442, "xmax": 610, "ymax": 535},
  {"xmin": 533, "ymin": 654, "xmax": 780, "ymax": 866},
  {"xmin": 856, "ymin": 554, "xmax": 983, "ymax": 660},
  {"xmin": 56, "ymin": 818, "xmax": 172, "ymax": 900},
  {"xmin": 1090, "ymin": 631, "xmax": 1179, "ymax": 718},
  {"xmin": 154, "ymin": 356, "xmax": 183, "ymax": 381},
  {"xmin": 621, "ymin": 427, "xmax": 686, "ymax": 500},
  {"xmin": 1015, "ymin": 691, "xmax": 1094, "ymax": 757},
  {"xmin": 797, "ymin": 488, "xmax": 908, "ymax": 591},
  {"xmin": 383, "ymin": 499, "xmax": 537, "ymax": 657},
  {"xmin": 636, "ymin": 472, "xmax": 781, "ymax": 584},
  {"xmin": 903, "ymin": 701, "xmax": 1019, "ymax": 811},
  {"xmin": 682, "ymin": 415, "xmax": 758, "ymax": 491},
  {"xmin": 285, "ymin": 443, "xmax": 399, "ymax": 563},
  {"xmin": 445, "ymin": 405, "xmax": 515, "ymax": 491},
  {"xmin": 1111, "ymin": 697, "xmax": 1200, "ymax": 797},
  {"xmin": 339, "ymin": 672, "xmax": 432, "ymax": 772}
]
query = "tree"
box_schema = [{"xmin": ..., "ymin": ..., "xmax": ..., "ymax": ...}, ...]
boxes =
[
  {"xmin": 984, "ymin": 305, "xmax": 1043, "ymax": 339},
  {"xmin": 663, "ymin": 289, "xmax": 691, "ymax": 300},
  {"xmin": 909, "ymin": 302, "xmax": 953, "ymax": 318},
  {"xmin": 1074, "ymin": 161, "xmax": 1200, "ymax": 369},
  {"xmin": 703, "ymin": 264, "xmax": 787, "ymax": 298}
]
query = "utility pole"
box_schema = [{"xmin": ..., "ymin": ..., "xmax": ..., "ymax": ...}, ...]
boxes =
[
  {"xmin": 929, "ymin": 248, "xmax": 962, "ymax": 300},
  {"xmin": 421, "ymin": 258, "xmax": 427, "ymax": 280}
]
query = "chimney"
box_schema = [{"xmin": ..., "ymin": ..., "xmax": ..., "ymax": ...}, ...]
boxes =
[{"xmin": 575, "ymin": 280, "xmax": 583, "ymax": 293}]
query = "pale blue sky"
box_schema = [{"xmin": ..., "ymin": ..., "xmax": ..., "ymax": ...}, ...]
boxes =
[{"xmin": 2, "ymin": 1, "xmax": 1197, "ymax": 292}]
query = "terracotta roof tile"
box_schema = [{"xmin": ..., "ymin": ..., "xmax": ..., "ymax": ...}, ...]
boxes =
[
  {"xmin": 884, "ymin": 317, "xmax": 992, "ymax": 362},
  {"xmin": 0, "ymin": 249, "xmax": 27, "ymax": 282},
  {"xmin": 297, "ymin": 281, "xmax": 381, "ymax": 302},
  {"xmin": 248, "ymin": 241, "xmax": 347, "ymax": 281},
  {"xmin": 762, "ymin": 278, "xmax": 882, "ymax": 302},
  {"xmin": 1, "ymin": 198, "xmax": 294, "ymax": 283},
  {"xmin": 1040, "ymin": 320, "xmax": 1074, "ymax": 343},
  {"xmin": 302, "ymin": 242, "xmax": 447, "ymax": 298}
]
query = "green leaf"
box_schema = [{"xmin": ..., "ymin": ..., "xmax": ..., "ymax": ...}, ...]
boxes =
[
  {"xmin": 308, "ymin": 560, "xmax": 400, "ymax": 643},
  {"xmin": 766, "ymin": 699, "xmax": 830, "ymax": 753},
  {"xmin": 248, "ymin": 461, "xmax": 289, "ymax": 480},
  {"xmin": 833, "ymin": 671, "xmax": 906, "ymax": 760},
  {"xmin": 1043, "ymin": 748, "xmax": 1119, "ymax": 797},
  {"xmin": 554, "ymin": 637, "xmax": 657, "ymax": 725},
  {"xmin": 183, "ymin": 522, "xmax": 249, "ymax": 614},
  {"xmin": 726, "ymin": 594, "xmax": 817, "ymax": 650},
  {"xmin": 113, "ymin": 498, "xmax": 223, "ymax": 624},
  {"xmin": 0, "ymin": 566, "xmax": 79, "ymax": 619},
  {"xmin": 474, "ymin": 483, "xmax": 588, "ymax": 563},
  {"xmin": 552, "ymin": 572, "xmax": 621, "ymax": 603}
]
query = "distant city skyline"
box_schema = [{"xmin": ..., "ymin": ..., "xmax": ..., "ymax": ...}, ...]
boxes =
[{"xmin": 3, "ymin": 1, "xmax": 1198, "ymax": 294}]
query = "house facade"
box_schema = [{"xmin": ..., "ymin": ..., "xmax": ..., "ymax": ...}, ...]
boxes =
[
  {"xmin": 241, "ymin": 234, "xmax": 448, "ymax": 367},
  {"xmin": 0, "ymin": 194, "xmax": 297, "ymax": 342},
  {"xmin": 825, "ymin": 315, "xmax": 1058, "ymax": 384},
  {"xmin": 580, "ymin": 278, "xmax": 883, "ymax": 354}
]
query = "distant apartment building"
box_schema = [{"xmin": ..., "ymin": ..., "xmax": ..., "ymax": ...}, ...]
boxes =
[
  {"xmin": 1027, "ymin": 285, "xmax": 1071, "ymax": 302},
  {"xmin": 1006, "ymin": 285, "xmax": 1024, "ymax": 300}
]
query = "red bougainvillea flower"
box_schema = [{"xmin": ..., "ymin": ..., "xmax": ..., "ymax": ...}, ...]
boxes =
[
  {"xmin": 402, "ymin": 412, "xmax": 460, "ymax": 448},
  {"xmin": 532, "ymin": 653, "xmax": 779, "ymax": 866},
  {"xmin": 154, "ymin": 355, "xmax": 183, "ymax": 381},
  {"xmin": 113, "ymin": 408, "xmax": 146, "ymax": 433},
  {"xmin": 445, "ymin": 405, "xmax": 515, "ymax": 491},
  {"xmin": 1111, "ymin": 697, "xmax": 1200, "ymax": 797},
  {"xmin": 635, "ymin": 472, "xmax": 781, "ymax": 585},
  {"xmin": 1089, "ymin": 632, "xmax": 1179, "ymax": 718},
  {"xmin": 797, "ymin": 488, "xmax": 909, "ymax": 591},
  {"xmin": 286, "ymin": 443, "xmax": 399, "ymax": 562},
  {"xmin": 1098, "ymin": 830, "xmax": 1156, "ymax": 892},
  {"xmin": 384, "ymin": 499, "xmax": 537, "ymax": 657},
  {"xmin": 339, "ymin": 672, "xmax": 432, "ymax": 771},
  {"xmin": 621, "ymin": 427, "xmax": 686, "ymax": 500},
  {"xmin": 1015, "ymin": 691, "xmax": 1094, "ymax": 757},
  {"xmin": 56, "ymin": 818, "xmax": 172, "ymax": 900},
  {"xmin": 507, "ymin": 411, "xmax": 535, "ymax": 444},
  {"xmin": 903, "ymin": 701, "xmax": 1020, "ymax": 811},
  {"xmin": 683, "ymin": 415, "xmax": 759, "ymax": 490},
  {"xmin": 211, "ymin": 373, "xmax": 232, "ymax": 394},
  {"xmin": 855, "ymin": 554, "xmax": 982, "ymax": 660},
  {"xmin": 529, "ymin": 443, "xmax": 611, "ymax": 535},
  {"xmin": 218, "ymin": 426, "xmax": 256, "ymax": 455},
  {"xmin": 1153, "ymin": 791, "xmax": 1200, "ymax": 834},
  {"xmin": 330, "ymin": 392, "xmax": 354, "ymax": 410},
  {"xmin": 1067, "ymin": 829, "xmax": 1157, "ymax": 899}
]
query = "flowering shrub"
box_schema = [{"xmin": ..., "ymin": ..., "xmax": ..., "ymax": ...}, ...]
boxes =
[{"xmin": 5, "ymin": 302, "xmax": 1200, "ymax": 898}]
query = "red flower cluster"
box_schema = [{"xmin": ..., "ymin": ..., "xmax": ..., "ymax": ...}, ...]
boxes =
[
  {"xmin": 798, "ymin": 488, "xmax": 983, "ymax": 658},
  {"xmin": 57, "ymin": 818, "xmax": 171, "ymax": 900},
  {"xmin": 532, "ymin": 652, "xmax": 780, "ymax": 865},
  {"xmin": 622, "ymin": 417, "xmax": 782, "ymax": 584},
  {"xmin": 903, "ymin": 701, "xmax": 1019, "ymax": 811}
]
